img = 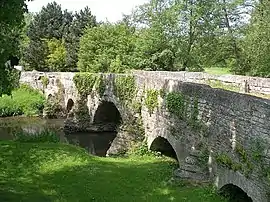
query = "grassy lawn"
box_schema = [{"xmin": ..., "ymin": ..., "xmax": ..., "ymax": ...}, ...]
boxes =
[
  {"xmin": 0, "ymin": 141, "xmax": 227, "ymax": 202},
  {"xmin": 0, "ymin": 85, "xmax": 45, "ymax": 117},
  {"xmin": 204, "ymin": 67, "xmax": 232, "ymax": 75}
]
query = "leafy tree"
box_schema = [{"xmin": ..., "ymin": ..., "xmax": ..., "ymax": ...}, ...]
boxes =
[
  {"xmin": 27, "ymin": 2, "xmax": 72, "ymax": 40},
  {"xmin": 78, "ymin": 23, "xmax": 136, "ymax": 73},
  {"xmin": 242, "ymin": 0, "xmax": 270, "ymax": 77},
  {"xmin": 64, "ymin": 7, "xmax": 97, "ymax": 71},
  {"xmin": 24, "ymin": 2, "xmax": 73, "ymax": 71},
  {"xmin": 0, "ymin": 0, "xmax": 29, "ymax": 96},
  {"xmin": 46, "ymin": 38, "xmax": 67, "ymax": 71}
]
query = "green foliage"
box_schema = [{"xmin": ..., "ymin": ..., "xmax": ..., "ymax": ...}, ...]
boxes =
[
  {"xmin": 240, "ymin": 1, "xmax": 270, "ymax": 77},
  {"xmin": 43, "ymin": 100, "xmax": 63, "ymax": 119},
  {"xmin": 145, "ymin": 90, "xmax": 159, "ymax": 114},
  {"xmin": 0, "ymin": 0, "xmax": 27, "ymax": 96},
  {"xmin": 127, "ymin": 141, "xmax": 157, "ymax": 157},
  {"xmin": 41, "ymin": 76, "xmax": 49, "ymax": 88},
  {"xmin": 216, "ymin": 154, "xmax": 238, "ymax": 171},
  {"xmin": 14, "ymin": 130, "xmax": 60, "ymax": 143},
  {"xmin": 0, "ymin": 85, "xmax": 45, "ymax": 117},
  {"xmin": 73, "ymin": 73, "xmax": 105, "ymax": 97},
  {"xmin": 45, "ymin": 38, "xmax": 67, "ymax": 71},
  {"xmin": 23, "ymin": 2, "xmax": 96, "ymax": 72},
  {"xmin": 114, "ymin": 76, "xmax": 136, "ymax": 103},
  {"xmin": 78, "ymin": 23, "xmax": 136, "ymax": 73},
  {"xmin": 166, "ymin": 92, "xmax": 186, "ymax": 119},
  {"xmin": 64, "ymin": 7, "xmax": 97, "ymax": 71}
]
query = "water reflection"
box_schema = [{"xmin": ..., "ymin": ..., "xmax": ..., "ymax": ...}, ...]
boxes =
[{"xmin": 0, "ymin": 117, "xmax": 116, "ymax": 157}]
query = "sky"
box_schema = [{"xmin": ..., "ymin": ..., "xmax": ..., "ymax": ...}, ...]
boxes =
[{"xmin": 27, "ymin": 0, "xmax": 148, "ymax": 22}]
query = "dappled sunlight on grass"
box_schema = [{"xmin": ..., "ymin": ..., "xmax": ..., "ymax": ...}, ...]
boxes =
[
  {"xmin": 204, "ymin": 67, "xmax": 232, "ymax": 75},
  {"xmin": 0, "ymin": 141, "xmax": 227, "ymax": 202}
]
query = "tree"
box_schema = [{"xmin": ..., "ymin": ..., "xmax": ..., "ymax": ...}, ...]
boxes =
[
  {"xmin": 131, "ymin": 0, "xmax": 219, "ymax": 71},
  {"xmin": 64, "ymin": 7, "xmax": 97, "ymax": 71},
  {"xmin": 46, "ymin": 38, "xmax": 67, "ymax": 72},
  {"xmin": 0, "ymin": 0, "xmax": 29, "ymax": 96},
  {"xmin": 27, "ymin": 2, "xmax": 72, "ymax": 40},
  {"xmin": 242, "ymin": 0, "xmax": 270, "ymax": 77},
  {"xmin": 24, "ymin": 2, "xmax": 73, "ymax": 71},
  {"xmin": 78, "ymin": 23, "xmax": 136, "ymax": 73}
]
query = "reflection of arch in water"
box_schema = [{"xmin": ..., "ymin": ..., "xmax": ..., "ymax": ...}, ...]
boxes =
[
  {"xmin": 66, "ymin": 99, "xmax": 74, "ymax": 113},
  {"xmin": 149, "ymin": 136, "xmax": 178, "ymax": 160},
  {"xmin": 219, "ymin": 184, "xmax": 253, "ymax": 202},
  {"xmin": 94, "ymin": 101, "xmax": 122, "ymax": 126}
]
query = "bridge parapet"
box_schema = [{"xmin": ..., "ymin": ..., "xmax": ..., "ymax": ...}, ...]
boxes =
[{"xmin": 20, "ymin": 70, "xmax": 270, "ymax": 201}]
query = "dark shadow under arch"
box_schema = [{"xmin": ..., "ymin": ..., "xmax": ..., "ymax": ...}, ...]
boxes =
[
  {"xmin": 94, "ymin": 101, "xmax": 122, "ymax": 127},
  {"xmin": 66, "ymin": 99, "xmax": 74, "ymax": 113},
  {"xmin": 150, "ymin": 137, "xmax": 178, "ymax": 160},
  {"xmin": 219, "ymin": 184, "xmax": 253, "ymax": 202}
]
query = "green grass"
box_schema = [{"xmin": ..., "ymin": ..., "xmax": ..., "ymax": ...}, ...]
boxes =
[
  {"xmin": 0, "ymin": 141, "xmax": 227, "ymax": 202},
  {"xmin": 0, "ymin": 85, "xmax": 45, "ymax": 117},
  {"xmin": 204, "ymin": 67, "xmax": 232, "ymax": 75}
]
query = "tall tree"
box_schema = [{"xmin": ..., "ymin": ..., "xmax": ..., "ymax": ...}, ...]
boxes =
[
  {"xmin": 24, "ymin": 2, "xmax": 73, "ymax": 71},
  {"xmin": 64, "ymin": 7, "xmax": 97, "ymax": 71},
  {"xmin": 242, "ymin": 0, "xmax": 270, "ymax": 77},
  {"xmin": 0, "ymin": 0, "xmax": 29, "ymax": 96}
]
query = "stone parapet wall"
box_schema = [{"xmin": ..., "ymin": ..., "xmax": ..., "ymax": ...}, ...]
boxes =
[{"xmin": 134, "ymin": 70, "xmax": 270, "ymax": 96}]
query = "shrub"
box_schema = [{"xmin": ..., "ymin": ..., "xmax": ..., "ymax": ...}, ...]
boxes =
[{"xmin": 0, "ymin": 85, "xmax": 45, "ymax": 117}]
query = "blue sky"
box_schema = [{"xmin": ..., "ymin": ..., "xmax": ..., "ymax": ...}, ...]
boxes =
[{"xmin": 27, "ymin": 0, "xmax": 148, "ymax": 22}]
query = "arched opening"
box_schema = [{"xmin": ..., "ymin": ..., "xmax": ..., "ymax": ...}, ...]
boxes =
[
  {"xmin": 66, "ymin": 99, "xmax": 74, "ymax": 113},
  {"xmin": 66, "ymin": 101, "xmax": 122, "ymax": 157},
  {"xmin": 94, "ymin": 101, "xmax": 122, "ymax": 127},
  {"xmin": 47, "ymin": 94, "xmax": 53, "ymax": 102},
  {"xmin": 219, "ymin": 184, "xmax": 253, "ymax": 202},
  {"xmin": 150, "ymin": 137, "xmax": 178, "ymax": 160}
]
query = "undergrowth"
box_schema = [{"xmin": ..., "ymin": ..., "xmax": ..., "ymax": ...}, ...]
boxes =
[{"xmin": 0, "ymin": 85, "xmax": 45, "ymax": 117}]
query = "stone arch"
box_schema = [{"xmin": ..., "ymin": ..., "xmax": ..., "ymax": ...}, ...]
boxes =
[
  {"xmin": 149, "ymin": 136, "xmax": 178, "ymax": 160},
  {"xmin": 93, "ymin": 101, "xmax": 122, "ymax": 126},
  {"xmin": 216, "ymin": 170, "xmax": 266, "ymax": 202},
  {"xmin": 219, "ymin": 184, "xmax": 252, "ymax": 202},
  {"xmin": 91, "ymin": 101, "xmax": 123, "ymax": 156},
  {"xmin": 66, "ymin": 99, "xmax": 74, "ymax": 113}
]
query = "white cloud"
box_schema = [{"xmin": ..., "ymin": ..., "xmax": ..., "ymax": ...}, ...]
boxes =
[{"xmin": 27, "ymin": 0, "xmax": 148, "ymax": 22}]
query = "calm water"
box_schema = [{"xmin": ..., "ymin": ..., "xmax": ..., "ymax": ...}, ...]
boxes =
[{"xmin": 0, "ymin": 117, "xmax": 116, "ymax": 156}]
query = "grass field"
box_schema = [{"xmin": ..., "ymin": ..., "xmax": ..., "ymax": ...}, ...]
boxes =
[
  {"xmin": 0, "ymin": 141, "xmax": 227, "ymax": 202},
  {"xmin": 204, "ymin": 67, "xmax": 232, "ymax": 75}
]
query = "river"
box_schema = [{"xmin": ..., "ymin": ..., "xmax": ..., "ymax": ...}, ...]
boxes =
[{"xmin": 0, "ymin": 117, "xmax": 116, "ymax": 156}]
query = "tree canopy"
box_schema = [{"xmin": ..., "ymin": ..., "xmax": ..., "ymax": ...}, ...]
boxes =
[
  {"xmin": 5, "ymin": 0, "xmax": 270, "ymax": 79},
  {"xmin": 0, "ymin": 0, "xmax": 29, "ymax": 96}
]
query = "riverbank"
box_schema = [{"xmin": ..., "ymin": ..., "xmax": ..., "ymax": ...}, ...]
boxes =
[
  {"xmin": 0, "ymin": 141, "xmax": 227, "ymax": 202},
  {"xmin": 0, "ymin": 85, "xmax": 45, "ymax": 117}
]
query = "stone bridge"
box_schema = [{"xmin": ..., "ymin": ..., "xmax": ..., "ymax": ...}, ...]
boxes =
[{"xmin": 20, "ymin": 70, "xmax": 270, "ymax": 202}]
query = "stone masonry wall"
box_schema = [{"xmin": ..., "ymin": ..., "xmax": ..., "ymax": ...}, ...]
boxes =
[{"xmin": 137, "ymin": 72, "xmax": 270, "ymax": 202}]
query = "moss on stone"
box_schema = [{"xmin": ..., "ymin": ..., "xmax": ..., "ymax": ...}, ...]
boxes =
[
  {"xmin": 114, "ymin": 75, "xmax": 136, "ymax": 103},
  {"xmin": 41, "ymin": 76, "xmax": 49, "ymax": 88},
  {"xmin": 145, "ymin": 90, "xmax": 159, "ymax": 114},
  {"xmin": 73, "ymin": 73, "xmax": 106, "ymax": 97}
]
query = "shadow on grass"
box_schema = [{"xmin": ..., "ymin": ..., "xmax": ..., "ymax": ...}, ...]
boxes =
[{"xmin": 0, "ymin": 141, "xmax": 226, "ymax": 202}]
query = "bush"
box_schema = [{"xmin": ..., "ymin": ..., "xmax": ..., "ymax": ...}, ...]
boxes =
[
  {"xmin": 78, "ymin": 23, "xmax": 136, "ymax": 73},
  {"xmin": 14, "ymin": 129, "xmax": 60, "ymax": 143},
  {"xmin": 0, "ymin": 85, "xmax": 45, "ymax": 117}
]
